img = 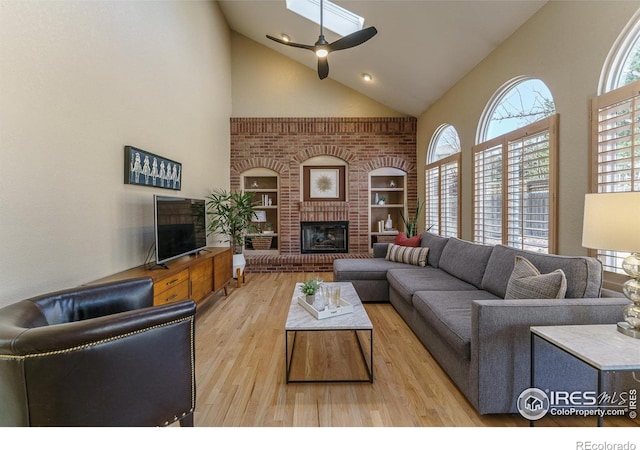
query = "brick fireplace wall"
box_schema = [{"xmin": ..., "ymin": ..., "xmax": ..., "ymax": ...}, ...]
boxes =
[{"xmin": 230, "ymin": 117, "xmax": 417, "ymax": 266}]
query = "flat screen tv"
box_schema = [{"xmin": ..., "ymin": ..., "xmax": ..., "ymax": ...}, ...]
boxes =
[{"xmin": 154, "ymin": 195, "xmax": 207, "ymax": 267}]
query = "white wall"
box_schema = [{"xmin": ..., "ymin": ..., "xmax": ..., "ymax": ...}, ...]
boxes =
[
  {"xmin": 0, "ymin": 1, "xmax": 232, "ymax": 305},
  {"xmin": 417, "ymin": 0, "xmax": 640, "ymax": 256},
  {"xmin": 230, "ymin": 32, "xmax": 406, "ymax": 117}
]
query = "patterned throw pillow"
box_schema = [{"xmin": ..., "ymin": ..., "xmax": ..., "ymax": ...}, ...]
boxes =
[
  {"xmin": 394, "ymin": 232, "xmax": 421, "ymax": 247},
  {"xmin": 505, "ymin": 256, "xmax": 567, "ymax": 299},
  {"xmin": 385, "ymin": 244, "xmax": 430, "ymax": 267}
]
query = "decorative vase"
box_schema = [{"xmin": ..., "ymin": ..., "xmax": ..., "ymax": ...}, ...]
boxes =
[
  {"xmin": 374, "ymin": 192, "xmax": 379, "ymax": 204},
  {"xmin": 385, "ymin": 214, "xmax": 393, "ymax": 230},
  {"xmin": 306, "ymin": 294, "xmax": 315, "ymax": 305}
]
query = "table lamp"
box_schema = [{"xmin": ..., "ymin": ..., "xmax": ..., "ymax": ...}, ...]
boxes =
[
  {"xmin": 252, "ymin": 210, "xmax": 267, "ymax": 233},
  {"xmin": 582, "ymin": 192, "xmax": 640, "ymax": 338}
]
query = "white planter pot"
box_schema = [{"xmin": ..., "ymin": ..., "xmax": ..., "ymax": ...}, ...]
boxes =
[{"xmin": 233, "ymin": 253, "xmax": 246, "ymax": 279}]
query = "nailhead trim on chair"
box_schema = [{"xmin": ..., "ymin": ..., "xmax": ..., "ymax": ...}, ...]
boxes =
[{"xmin": 0, "ymin": 316, "xmax": 194, "ymax": 360}]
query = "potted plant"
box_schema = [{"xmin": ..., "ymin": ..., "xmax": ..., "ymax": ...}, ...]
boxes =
[
  {"xmin": 400, "ymin": 197, "xmax": 425, "ymax": 238},
  {"xmin": 206, "ymin": 189, "xmax": 258, "ymax": 279},
  {"xmin": 300, "ymin": 278, "xmax": 320, "ymax": 304},
  {"xmin": 378, "ymin": 196, "xmax": 386, "ymax": 205}
]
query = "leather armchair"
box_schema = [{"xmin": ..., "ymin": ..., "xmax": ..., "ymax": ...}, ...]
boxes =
[{"xmin": 0, "ymin": 277, "xmax": 197, "ymax": 427}]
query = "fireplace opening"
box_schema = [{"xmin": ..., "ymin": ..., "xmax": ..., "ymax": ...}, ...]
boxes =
[{"xmin": 300, "ymin": 221, "xmax": 348, "ymax": 254}]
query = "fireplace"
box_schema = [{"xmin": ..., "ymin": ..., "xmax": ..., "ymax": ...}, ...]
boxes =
[{"xmin": 300, "ymin": 221, "xmax": 348, "ymax": 254}]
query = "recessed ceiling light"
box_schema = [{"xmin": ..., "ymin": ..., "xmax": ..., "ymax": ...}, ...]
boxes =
[
  {"xmin": 362, "ymin": 73, "xmax": 372, "ymax": 82},
  {"xmin": 282, "ymin": 34, "xmax": 290, "ymax": 42}
]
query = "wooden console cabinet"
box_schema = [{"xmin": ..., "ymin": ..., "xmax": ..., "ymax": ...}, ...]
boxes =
[{"xmin": 93, "ymin": 247, "xmax": 233, "ymax": 307}]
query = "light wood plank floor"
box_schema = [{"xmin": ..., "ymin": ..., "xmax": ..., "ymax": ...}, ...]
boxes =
[{"xmin": 192, "ymin": 272, "xmax": 638, "ymax": 428}]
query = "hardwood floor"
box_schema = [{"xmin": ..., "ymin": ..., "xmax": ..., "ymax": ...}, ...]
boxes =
[{"xmin": 192, "ymin": 272, "xmax": 638, "ymax": 428}]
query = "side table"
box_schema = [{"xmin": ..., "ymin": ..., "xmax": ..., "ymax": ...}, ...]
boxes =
[{"xmin": 530, "ymin": 324, "xmax": 640, "ymax": 426}]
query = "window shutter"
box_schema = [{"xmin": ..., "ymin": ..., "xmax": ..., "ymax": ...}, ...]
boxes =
[
  {"xmin": 425, "ymin": 154, "xmax": 460, "ymax": 237},
  {"xmin": 473, "ymin": 115, "xmax": 558, "ymax": 252},
  {"xmin": 590, "ymin": 80, "xmax": 640, "ymax": 272}
]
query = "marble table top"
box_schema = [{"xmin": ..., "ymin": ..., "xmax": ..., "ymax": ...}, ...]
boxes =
[
  {"xmin": 531, "ymin": 324, "xmax": 640, "ymax": 371},
  {"xmin": 285, "ymin": 282, "xmax": 372, "ymax": 331}
]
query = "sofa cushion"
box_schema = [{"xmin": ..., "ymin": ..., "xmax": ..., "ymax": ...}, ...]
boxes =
[
  {"xmin": 385, "ymin": 244, "xmax": 429, "ymax": 266},
  {"xmin": 412, "ymin": 294, "xmax": 475, "ymax": 361},
  {"xmin": 438, "ymin": 238, "xmax": 493, "ymax": 288},
  {"xmin": 481, "ymin": 244, "xmax": 603, "ymax": 298},
  {"xmin": 419, "ymin": 232, "xmax": 449, "ymax": 268},
  {"xmin": 394, "ymin": 232, "xmax": 421, "ymax": 247},
  {"xmin": 387, "ymin": 267, "xmax": 477, "ymax": 305},
  {"xmin": 333, "ymin": 258, "xmax": 413, "ymax": 281},
  {"xmin": 505, "ymin": 256, "xmax": 567, "ymax": 299}
]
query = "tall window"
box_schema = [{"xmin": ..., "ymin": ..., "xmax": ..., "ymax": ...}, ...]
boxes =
[
  {"xmin": 474, "ymin": 78, "xmax": 558, "ymax": 253},
  {"xmin": 426, "ymin": 124, "xmax": 460, "ymax": 237},
  {"xmin": 592, "ymin": 12, "xmax": 640, "ymax": 273}
]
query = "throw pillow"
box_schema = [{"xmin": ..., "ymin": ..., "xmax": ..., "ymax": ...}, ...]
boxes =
[
  {"xmin": 394, "ymin": 232, "xmax": 421, "ymax": 247},
  {"xmin": 385, "ymin": 244, "xmax": 430, "ymax": 267},
  {"xmin": 505, "ymin": 256, "xmax": 567, "ymax": 299}
]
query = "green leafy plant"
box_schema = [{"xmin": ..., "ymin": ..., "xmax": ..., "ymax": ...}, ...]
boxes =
[
  {"xmin": 300, "ymin": 278, "xmax": 320, "ymax": 296},
  {"xmin": 206, "ymin": 189, "xmax": 258, "ymax": 254},
  {"xmin": 400, "ymin": 197, "xmax": 425, "ymax": 238}
]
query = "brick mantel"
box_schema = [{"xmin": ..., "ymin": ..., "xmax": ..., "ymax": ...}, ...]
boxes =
[
  {"xmin": 299, "ymin": 201, "xmax": 350, "ymax": 222},
  {"xmin": 230, "ymin": 117, "xmax": 417, "ymax": 259}
]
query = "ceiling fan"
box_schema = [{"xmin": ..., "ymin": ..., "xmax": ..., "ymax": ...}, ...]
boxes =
[{"xmin": 266, "ymin": 0, "xmax": 377, "ymax": 80}]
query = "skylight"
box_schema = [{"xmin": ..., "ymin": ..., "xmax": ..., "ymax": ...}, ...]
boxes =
[{"xmin": 286, "ymin": 0, "xmax": 364, "ymax": 37}]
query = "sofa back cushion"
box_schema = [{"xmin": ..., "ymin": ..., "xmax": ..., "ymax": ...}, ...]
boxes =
[
  {"xmin": 438, "ymin": 238, "xmax": 494, "ymax": 288},
  {"xmin": 482, "ymin": 245, "xmax": 603, "ymax": 299},
  {"xmin": 420, "ymin": 232, "xmax": 449, "ymax": 268}
]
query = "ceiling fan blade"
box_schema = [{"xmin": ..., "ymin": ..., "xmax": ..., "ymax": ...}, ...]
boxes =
[
  {"xmin": 266, "ymin": 34, "xmax": 314, "ymax": 51},
  {"xmin": 328, "ymin": 26, "xmax": 378, "ymax": 53},
  {"xmin": 317, "ymin": 57, "xmax": 329, "ymax": 80}
]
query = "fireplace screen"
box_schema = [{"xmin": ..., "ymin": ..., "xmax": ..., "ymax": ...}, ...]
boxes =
[{"xmin": 300, "ymin": 221, "xmax": 348, "ymax": 254}]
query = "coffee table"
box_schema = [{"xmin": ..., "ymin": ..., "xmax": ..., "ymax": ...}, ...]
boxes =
[{"xmin": 285, "ymin": 281, "xmax": 373, "ymax": 383}]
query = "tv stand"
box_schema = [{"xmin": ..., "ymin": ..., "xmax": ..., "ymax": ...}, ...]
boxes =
[{"xmin": 93, "ymin": 247, "xmax": 233, "ymax": 307}]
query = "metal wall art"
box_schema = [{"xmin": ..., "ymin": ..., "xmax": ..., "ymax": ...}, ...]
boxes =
[{"xmin": 124, "ymin": 145, "xmax": 181, "ymax": 190}]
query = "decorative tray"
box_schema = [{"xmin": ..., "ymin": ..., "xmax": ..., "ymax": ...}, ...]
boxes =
[{"xmin": 297, "ymin": 296, "xmax": 353, "ymax": 320}]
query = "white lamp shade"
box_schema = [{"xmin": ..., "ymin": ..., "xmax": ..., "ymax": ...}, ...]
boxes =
[
  {"xmin": 582, "ymin": 192, "xmax": 640, "ymax": 252},
  {"xmin": 252, "ymin": 210, "xmax": 267, "ymax": 222}
]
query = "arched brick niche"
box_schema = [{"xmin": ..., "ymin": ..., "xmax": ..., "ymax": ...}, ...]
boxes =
[{"xmin": 230, "ymin": 117, "xmax": 417, "ymax": 258}]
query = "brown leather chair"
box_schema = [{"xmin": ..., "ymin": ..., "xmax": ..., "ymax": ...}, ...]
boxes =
[{"xmin": 0, "ymin": 277, "xmax": 196, "ymax": 426}]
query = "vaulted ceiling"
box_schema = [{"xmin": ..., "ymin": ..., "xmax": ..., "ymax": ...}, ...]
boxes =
[{"xmin": 218, "ymin": 0, "xmax": 548, "ymax": 117}]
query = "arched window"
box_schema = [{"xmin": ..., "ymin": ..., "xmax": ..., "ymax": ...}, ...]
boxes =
[
  {"xmin": 425, "ymin": 124, "xmax": 460, "ymax": 237},
  {"xmin": 599, "ymin": 9, "xmax": 640, "ymax": 93},
  {"xmin": 592, "ymin": 10, "xmax": 640, "ymax": 274},
  {"xmin": 477, "ymin": 77, "xmax": 555, "ymax": 143},
  {"xmin": 428, "ymin": 124, "xmax": 460, "ymax": 164},
  {"xmin": 473, "ymin": 77, "xmax": 558, "ymax": 253}
]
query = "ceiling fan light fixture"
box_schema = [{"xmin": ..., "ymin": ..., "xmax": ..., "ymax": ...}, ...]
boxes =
[{"xmin": 315, "ymin": 48, "xmax": 329, "ymax": 57}]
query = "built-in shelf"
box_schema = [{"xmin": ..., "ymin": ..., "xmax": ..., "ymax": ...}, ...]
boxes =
[
  {"xmin": 369, "ymin": 168, "xmax": 407, "ymax": 250},
  {"xmin": 242, "ymin": 170, "xmax": 280, "ymax": 253}
]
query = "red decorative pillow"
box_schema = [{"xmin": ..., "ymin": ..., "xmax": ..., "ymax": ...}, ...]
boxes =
[{"xmin": 394, "ymin": 232, "xmax": 421, "ymax": 247}]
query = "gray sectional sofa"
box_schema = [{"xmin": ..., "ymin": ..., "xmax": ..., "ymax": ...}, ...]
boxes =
[{"xmin": 333, "ymin": 232, "xmax": 630, "ymax": 414}]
